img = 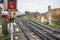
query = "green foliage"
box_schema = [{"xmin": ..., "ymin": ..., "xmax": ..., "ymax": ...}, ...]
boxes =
[
  {"xmin": 51, "ymin": 20, "xmax": 60, "ymax": 29},
  {"xmin": 40, "ymin": 22, "xmax": 44, "ymax": 24},
  {"xmin": 0, "ymin": 30, "xmax": 2, "ymax": 36},
  {"xmin": 31, "ymin": 17, "xmax": 44, "ymax": 24},
  {"xmin": 13, "ymin": 24, "xmax": 19, "ymax": 30},
  {"xmin": 4, "ymin": 36, "xmax": 10, "ymax": 40},
  {"xmin": 56, "ymin": 25, "xmax": 60, "ymax": 29},
  {"xmin": 2, "ymin": 23, "xmax": 9, "ymax": 36},
  {"xmin": 49, "ymin": 24, "xmax": 56, "ymax": 27},
  {"xmin": 49, "ymin": 23, "xmax": 60, "ymax": 29},
  {"xmin": 0, "ymin": 33, "xmax": 10, "ymax": 40},
  {"xmin": 25, "ymin": 16, "xmax": 44, "ymax": 25},
  {"xmin": 2, "ymin": 23, "xmax": 10, "ymax": 40},
  {"xmin": 0, "ymin": 34, "xmax": 2, "ymax": 40},
  {"xmin": 53, "ymin": 20, "xmax": 60, "ymax": 25}
]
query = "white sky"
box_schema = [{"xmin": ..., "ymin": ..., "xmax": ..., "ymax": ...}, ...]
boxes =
[{"xmin": 17, "ymin": 0, "xmax": 60, "ymax": 13}]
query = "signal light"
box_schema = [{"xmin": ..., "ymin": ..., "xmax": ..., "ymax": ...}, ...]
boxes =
[
  {"xmin": 10, "ymin": 3, "xmax": 15, "ymax": 9},
  {"xmin": 8, "ymin": 0, "xmax": 16, "ymax": 10}
]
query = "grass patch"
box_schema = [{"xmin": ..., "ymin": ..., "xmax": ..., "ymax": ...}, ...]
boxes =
[
  {"xmin": 24, "ymin": 16, "xmax": 44, "ymax": 25},
  {"xmin": 13, "ymin": 24, "xmax": 19, "ymax": 28},
  {"xmin": 48, "ymin": 24, "xmax": 60, "ymax": 29}
]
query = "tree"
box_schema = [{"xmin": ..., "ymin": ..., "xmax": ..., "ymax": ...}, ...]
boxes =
[{"xmin": 52, "ymin": 15, "xmax": 60, "ymax": 25}]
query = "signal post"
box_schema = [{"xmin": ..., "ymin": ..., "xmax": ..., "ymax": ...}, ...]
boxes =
[{"xmin": 7, "ymin": 0, "xmax": 17, "ymax": 40}]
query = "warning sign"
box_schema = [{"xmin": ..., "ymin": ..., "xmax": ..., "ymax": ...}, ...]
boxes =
[
  {"xmin": 7, "ymin": 11, "xmax": 12, "ymax": 18},
  {"xmin": 12, "ymin": 11, "xmax": 16, "ymax": 18}
]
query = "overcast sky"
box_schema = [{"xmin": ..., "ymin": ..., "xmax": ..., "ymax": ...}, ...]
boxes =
[{"xmin": 17, "ymin": 0, "xmax": 60, "ymax": 13}]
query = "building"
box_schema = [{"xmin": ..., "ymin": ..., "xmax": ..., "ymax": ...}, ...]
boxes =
[
  {"xmin": 39, "ymin": 6, "xmax": 60, "ymax": 23},
  {"xmin": 25, "ymin": 11, "xmax": 30, "ymax": 15},
  {"xmin": 25, "ymin": 11, "xmax": 40, "ymax": 18}
]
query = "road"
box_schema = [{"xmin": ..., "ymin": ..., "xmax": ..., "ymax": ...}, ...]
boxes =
[{"xmin": 13, "ymin": 17, "xmax": 60, "ymax": 40}]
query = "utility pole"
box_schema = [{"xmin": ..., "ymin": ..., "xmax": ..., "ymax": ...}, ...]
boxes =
[
  {"xmin": 48, "ymin": 12, "xmax": 51, "ymax": 24},
  {"xmin": 48, "ymin": 5, "xmax": 51, "ymax": 24}
]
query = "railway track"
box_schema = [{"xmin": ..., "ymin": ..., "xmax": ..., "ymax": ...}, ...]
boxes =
[
  {"xmin": 21, "ymin": 21, "xmax": 51, "ymax": 40},
  {"xmin": 17, "ymin": 17, "xmax": 55, "ymax": 40},
  {"xmin": 15, "ymin": 17, "xmax": 60, "ymax": 40},
  {"xmin": 15, "ymin": 18, "xmax": 44, "ymax": 40},
  {"xmin": 13, "ymin": 22, "xmax": 27, "ymax": 40},
  {"xmin": 29, "ymin": 20, "xmax": 60, "ymax": 33},
  {"xmin": 23, "ymin": 17, "xmax": 60, "ymax": 40},
  {"xmin": 20, "ymin": 19, "xmax": 56, "ymax": 40},
  {"xmin": 15, "ymin": 19, "xmax": 30, "ymax": 40},
  {"xmin": 26, "ymin": 20, "xmax": 60, "ymax": 39}
]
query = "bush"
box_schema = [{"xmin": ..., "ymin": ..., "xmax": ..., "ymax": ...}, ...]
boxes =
[
  {"xmin": 2, "ymin": 23, "xmax": 9, "ymax": 36},
  {"xmin": 56, "ymin": 25, "xmax": 60, "ymax": 29},
  {"xmin": 53, "ymin": 20, "xmax": 60, "ymax": 25},
  {"xmin": 40, "ymin": 22, "xmax": 44, "ymax": 25},
  {"xmin": 25, "ymin": 16, "xmax": 44, "ymax": 25},
  {"xmin": 49, "ymin": 24, "xmax": 56, "ymax": 27},
  {"xmin": 4, "ymin": 36, "xmax": 10, "ymax": 40},
  {"xmin": 0, "ymin": 34, "xmax": 2, "ymax": 40}
]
